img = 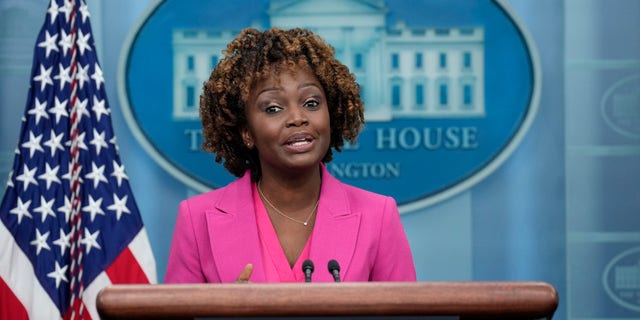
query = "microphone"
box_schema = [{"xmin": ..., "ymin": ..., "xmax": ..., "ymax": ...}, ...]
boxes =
[
  {"xmin": 327, "ymin": 259, "xmax": 341, "ymax": 282},
  {"xmin": 302, "ymin": 259, "xmax": 314, "ymax": 282}
]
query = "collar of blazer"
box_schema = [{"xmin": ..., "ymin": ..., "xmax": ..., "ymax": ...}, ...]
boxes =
[{"xmin": 205, "ymin": 164, "xmax": 362, "ymax": 282}]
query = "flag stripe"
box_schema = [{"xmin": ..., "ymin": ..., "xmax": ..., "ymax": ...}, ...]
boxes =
[
  {"xmin": 62, "ymin": 301, "xmax": 94, "ymax": 320},
  {"xmin": 0, "ymin": 221, "xmax": 60, "ymax": 319},
  {"xmin": 83, "ymin": 271, "xmax": 111, "ymax": 320},
  {"xmin": 125, "ymin": 228, "xmax": 158, "ymax": 283},
  {"xmin": 106, "ymin": 245, "xmax": 149, "ymax": 284},
  {"xmin": 0, "ymin": 277, "xmax": 29, "ymax": 320}
]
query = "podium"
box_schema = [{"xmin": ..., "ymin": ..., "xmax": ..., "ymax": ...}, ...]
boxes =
[{"xmin": 96, "ymin": 281, "xmax": 558, "ymax": 319}]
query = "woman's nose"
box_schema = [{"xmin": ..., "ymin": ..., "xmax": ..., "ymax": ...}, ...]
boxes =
[{"xmin": 286, "ymin": 106, "xmax": 309, "ymax": 127}]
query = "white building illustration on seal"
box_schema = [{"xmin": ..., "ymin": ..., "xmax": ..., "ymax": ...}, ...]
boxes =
[{"xmin": 172, "ymin": 0, "xmax": 485, "ymax": 121}]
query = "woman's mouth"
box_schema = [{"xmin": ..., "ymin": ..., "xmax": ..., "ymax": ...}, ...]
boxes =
[{"xmin": 285, "ymin": 133, "xmax": 315, "ymax": 152}]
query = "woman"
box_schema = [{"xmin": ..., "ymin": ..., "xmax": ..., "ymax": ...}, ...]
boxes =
[{"xmin": 165, "ymin": 27, "xmax": 416, "ymax": 283}]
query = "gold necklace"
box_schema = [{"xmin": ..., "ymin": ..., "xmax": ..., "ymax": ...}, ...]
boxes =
[{"xmin": 257, "ymin": 181, "xmax": 319, "ymax": 226}]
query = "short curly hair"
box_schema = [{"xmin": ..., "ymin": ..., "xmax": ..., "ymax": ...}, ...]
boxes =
[{"xmin": 200, "ymin": 27, "xmax": 365, "ymax": 182}]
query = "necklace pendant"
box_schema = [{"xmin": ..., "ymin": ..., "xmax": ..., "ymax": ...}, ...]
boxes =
[{"xmin": 303, "ymin": 222, "xmax": 308, "ymax": 226}]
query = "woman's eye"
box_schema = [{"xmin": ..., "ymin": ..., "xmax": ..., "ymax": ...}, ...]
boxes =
[
  {"xmin": 265, "ymin": 105, "xmax": 283, "ymax": 114},
  {"xmin": 304, "ymin": 100, "xmax": 320, "ymax": 109}
]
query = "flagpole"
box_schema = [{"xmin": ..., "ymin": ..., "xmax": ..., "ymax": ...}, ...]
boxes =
[{"xmin": 66, "ymin": 0, "xmax": 86, "ymax": 318}]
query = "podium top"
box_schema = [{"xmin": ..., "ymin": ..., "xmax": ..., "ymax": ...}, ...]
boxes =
[{"xmin": 97, "ymin": 281, "xmax": 558, "ymax": 319}]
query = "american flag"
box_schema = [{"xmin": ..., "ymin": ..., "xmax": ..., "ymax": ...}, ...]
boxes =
[{"xmin": 0, "ymin": 1, "xmax": 157, "ymax": 319}]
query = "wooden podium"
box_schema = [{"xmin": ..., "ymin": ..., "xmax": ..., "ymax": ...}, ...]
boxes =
[{"xmin": 96, "ymin": 281, "xmax": 558, "ymax": 319}]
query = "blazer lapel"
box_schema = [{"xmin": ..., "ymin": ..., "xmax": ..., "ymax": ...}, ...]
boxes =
[
  {"xmin": 310, "ymin": 166, "xmax": 361, "ymax": 282},
  {"xmin": 205, "ymin": 174, "xmax": 266, "ymax": 283}
]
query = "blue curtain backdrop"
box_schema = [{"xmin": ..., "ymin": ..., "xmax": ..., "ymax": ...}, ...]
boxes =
[{"xmin": 1, "ymin": 1, "xmax": 639, "ymax": 319}]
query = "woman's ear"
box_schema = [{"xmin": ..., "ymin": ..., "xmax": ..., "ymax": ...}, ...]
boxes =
[{"xmin": 241, "ymin": 128, "xmax": 254, "ymax": 149}]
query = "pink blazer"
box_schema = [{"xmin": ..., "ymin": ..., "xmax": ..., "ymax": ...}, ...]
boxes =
[{"xmin": 165, "ymin": 165, "xmax": 416, "ymax": 283}]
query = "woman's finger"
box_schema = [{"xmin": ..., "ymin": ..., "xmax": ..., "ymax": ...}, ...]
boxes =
[{"xmin": 235, "ymin": 263, "xmax": 253, "ymax": 283}]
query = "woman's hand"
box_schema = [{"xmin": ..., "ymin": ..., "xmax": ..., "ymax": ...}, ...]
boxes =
[{"xmin": 235, "ymin": 263, "xmax": 253, "ymax": 283}]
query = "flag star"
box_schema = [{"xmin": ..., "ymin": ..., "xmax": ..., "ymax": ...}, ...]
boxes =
[
  {"xmin": 92, "ymin": 96, "xmax": 110, "ymax": 121},
  {"xmin": 58, "ymin": 29, "xmax": 72, "ymax": 56},
  {"xmin": 44, "ymin": 130, "xmax": 65, "ymax": 157},
  {"xmin": 76, "ymin": 63, "xmax": 90, "ymax": 89},
  {"xmin": 33, "ymin": 64, "xmax": 53, "ymax": 92},
  {"xmin": 77, "ymin": 131, "xmax": 88, "ymax": 151},
  {"xmin": 57, "ymin": 196, "xmax": 72, "ymax": 223},
  {"xmin": 27, "ymin": 98, "xmax": 49, "ymax": 125},
  {"xmin": 85, "ymin": 162, "xmax": 108, "ymax": 188},
  {"xmin": 53, "ymin": 228, "xmax": 72, "ymax": 256},
  {"xmin": 79, "ymin": 2, "xmax": 91, "ymax": 23},
  {"xmin": 111, "ymin": 161, "xmax": 129, "ymax": 187},
  {"xmin": 76, "ymin": 30, "xmax": 92, "ymax": 56},
  {"xmin": 30, "ymin": 229, "xmax": 51, "ymax": 255},
  {"xmin": 47, "ymin": 261, "xmax": 68, "ymax": 289},
  {"xmin": 38, "ymin": 163, "xmax": 61, "ymax": 190},
  {"xmin": 48, "ymin": 96, "xmax": 69, "ymax": 124},
  {"xmin": 16, "ymin": 164, "xmax": 38, "ymax": 191},
  {"xmin": 90, "ymin": 129, "xmax": 108, "ymax": 155},
  {"xmin": 53, "ymin": 63, "xmax": 72, "ymax": 90},
  {"xmin": 47, "ymin": 0, "xmax": 59, "ymax": 24},
  {"xmin": 91, "ymin": 64, "xmax": 105, "ymax": 90},
  {"xmin": 6, "ymin": 170, "xmax": 14, "ymax": 189},
  {"xmin": 110, "ymin": 136, "xmax": 120, "ymax": 153},
  {"xmin": 82, "ymin": 195, "xmax": 105, "ymax": 222},
  {"xmin": 80, "ymin": 228, "xmax": 102, "ymax": 254},
  {"xmin": 10, "ymin": 198, "xmax": 32, "ymax": 224},
  {"xmin": 107, "ymin": 194, "xmax": 131, "ymax": 221},
  {"xmin": 65, "ymin": 131, "xmax": 89, "ymax": 151},
  {"xmin": 37, "ymin": 30, "xmax": 59, "ymax": 58},
  {"xmin": 58, "ymin": 1, "xmax": 73, "ymax": 22},
  {"xmin": 21, "ymin": 131, "xmax": 44, "ymax": 158},
  {"xmin": 34, "ymin": 196, "xmax": 56, "ymax": 223},
  {"xmin": 73, "ymin": 97, "xmax": 91, "ymax": 121}
]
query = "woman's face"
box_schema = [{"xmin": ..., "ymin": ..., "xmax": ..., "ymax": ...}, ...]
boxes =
[{"xmin": 243, "ymin": 67, "xmax": 331, "ymax": 176}]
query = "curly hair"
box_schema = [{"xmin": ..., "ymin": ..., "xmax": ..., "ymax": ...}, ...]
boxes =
[{"xmin": 200, "ymin": 27, "xmax": 365, "ymax": 182}]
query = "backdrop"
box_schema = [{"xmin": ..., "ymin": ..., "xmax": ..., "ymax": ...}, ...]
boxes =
[{"xmin": 1, "ymin": 1, "xmax": 639, "ymax": 319}]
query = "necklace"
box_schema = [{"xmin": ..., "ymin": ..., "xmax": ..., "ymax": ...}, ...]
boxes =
[{"xmin": 257, "ymin": 181, "xmax": 319, "ymax": 226}]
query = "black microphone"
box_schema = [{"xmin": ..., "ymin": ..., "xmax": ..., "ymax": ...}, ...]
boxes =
[
  {"xmin": 302, "ymin": 259, "xmax": 314, "ymax": 282},
  {"xmin": 328, "ymin": 259, "xmax": 341, "ymax": 282}
]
